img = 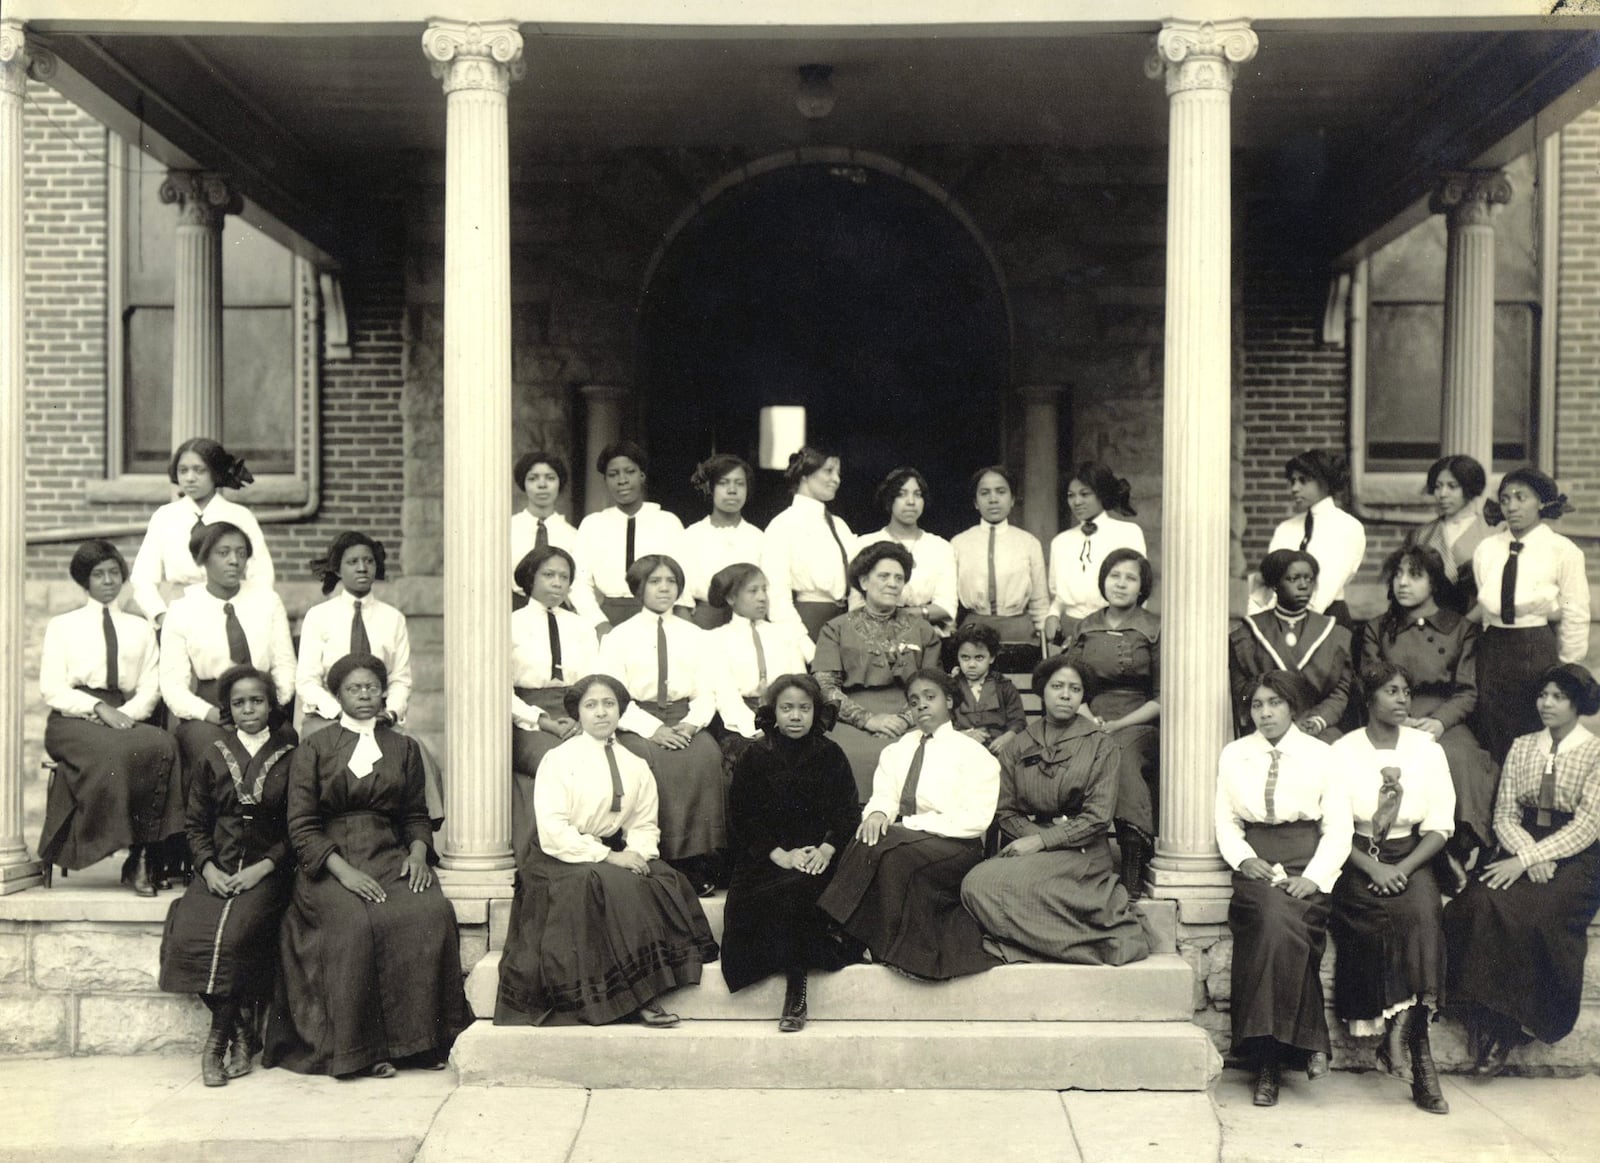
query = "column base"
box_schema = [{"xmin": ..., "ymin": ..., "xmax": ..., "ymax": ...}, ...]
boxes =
[
  {"xmin": 1145, "ymin": 866, "xmax": 1233, "ymax": 926},
  {"xmin": 0, "ymin": 859, "xmax": 44, "ymax": 896},
  {"xmin": 437, "ymin": 866, "xmax": 515, "ymax": 900}
]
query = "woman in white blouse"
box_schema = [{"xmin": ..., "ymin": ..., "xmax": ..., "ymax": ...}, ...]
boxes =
[
  {"xmin": 37, "ymin": 540, "xmax": 182, "ymax": 894},
  {"xmin": 1044, "ymin": 461, "xmax": 1147, "ymax": 648},
  {"xmin": 950, "ymin": 466, "xmax": 1050, "ymax": 665},
  {"xmin": 598, "ymin": 554, "xmax": 727, "ymax": 894},
  {"xmin": 1328, "ymin": 661, "xmax": 1453, "ymax": 1116},
  {"xmin": 509, "ymin": 451, "xmax": 592, "ymax": 619},
  {"xmin": 494, "ymin": 673, "xmax": 718, "ymax": 1028},
  {"xmin": 574, "ymin": 440, "xmax": 690, "ymax": 632},
  {"xmin": 1215, "ymin": 669, "xmax": 1352, "ymax": 1107},
  {"xmin": 705, "ymin": 562, "xmax": 814, "ymax": 745},
  {"xmin": 129, "ymin": 438, "xmax": 275, "ymax": 626},
  {"xmin": 858, "ymin": 467, "xmax": 957, "ymax": 633},
  {"xmin": 681, "ymin": 454, "xmax": 766, "ymax": 630},
  {"xmin": 762, "ymin": 446, "xmax": 858, "ymax": 641},
  {"xmin": 1471, "ymin": 466, "xmax": 1590, "ymax": 763},
  {"xmin": 1250, "ymin": 449, "xmax": 1365, "ymax": 628}
]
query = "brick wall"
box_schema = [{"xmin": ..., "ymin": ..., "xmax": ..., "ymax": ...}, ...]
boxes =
[{"xmin": 1558, "ymin": 106, "xmax": 1600, "ymax": 522}]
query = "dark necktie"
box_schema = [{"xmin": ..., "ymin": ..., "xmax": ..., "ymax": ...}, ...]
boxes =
[
  {"xmin": 898, "ymin": 733, "xmax": 930, "ymax": 819},
  {"xmin": 624, "ymin": 515, "xmax": 636, "ymax": 569},
  {"xmin": 656, "ymin": 616, "xmax": 670, "ymax": 702},
  {"xmin": 222, "ymin": 601, "xmax": 251, "ymax": 665},
  {"xmin": 1536, "ymin": 741, "xmax": 1558, "ymax": 828},
  {"xmin": 191, "ymin": 514, "xmax": 207, "ymax": 543},
  {"xmin": 102, "ymin": 606, "xmax": 119, "ymax": 692},
  {"xmin": 824, "ymin": 508, "xmax": 850, "ymax": 596},
  {"xmin": 350, "ymin": 599, "xmax": 371, "ymax": 657},
  {"xmin": 987, "ymin": 523, "xmax": 999, "ymax": 614},
  {"xmin": 751, "ymin": 621, "xmax": 767, "ymax": 690},
  {"xmin": 535, "ymin": 518, "xmax": 549, "ymax": 551},
  {"xmin": 604, "ymin": 739, "xmax": 625, "ymax": 812},
  {"xmin": 1299, "ymin": 510, "xmax": 1315, "ymax": 552},
  {"xmin": 548, "ymin": 609, "xmax": 564, "ymax": 681},
  {"xmin": 1370, "ymin": 765, "xmax": 1403, "ymax": 848},
  {"xmin": 1500, "ymin": 540, "xmax": 1525, "ymax": 626},
  {"xmin": 1264, "ymin": 747, "xmax": 1281, "ymax": 824}
]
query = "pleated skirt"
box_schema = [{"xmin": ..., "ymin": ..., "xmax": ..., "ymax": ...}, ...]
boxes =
[
  {"xmin": 617, "ymin": 700, "xmax": 726, "ymax": 862},
  {"xmin": 1329, "ymin": 831, "xmax": 1446, "ymax": 1025}
]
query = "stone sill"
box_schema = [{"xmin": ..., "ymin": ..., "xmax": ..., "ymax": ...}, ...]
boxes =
[{"xmin": 83, "ymin": 476, "xmax": 310, "ymax": 506}]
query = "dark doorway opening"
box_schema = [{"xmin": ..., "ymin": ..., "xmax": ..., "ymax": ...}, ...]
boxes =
[{"xmin": 638, "ymin": 162, "xmax": 1010, "ymax": 538}]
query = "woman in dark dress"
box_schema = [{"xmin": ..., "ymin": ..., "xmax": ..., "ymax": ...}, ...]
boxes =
[
  {"xmin": 37, "ymin": 540, "xmax": 183, "ymax": 894},
  {"xmin": 264, "ymin": 653, "xmax": 468, "ymax": 1078},
  {"xmin": 817, "ymin": 669, "xmax": 1001, "ymax": 981},
  {"xmin": 159, "ymin": 666, "xmax": 296, "ymax": 1087},
  {"xmin": 1064, "ymin": 547, "xmax": 1160, "ymax": 895},
  {"xmin": 496, "ymin": 673, "xmax": 718, "ymax": 1028},
  {"xmin": 1445, "ymin": 663, "xmax": 1600, "ymax": 1078},
  {"xmin": 960, "ymin": 655, "xmax": 1150, "ymax": 966},
  {"xmin": 1229, "ymin": 549, "xmax": 1353, "ymax": 744},
  {"xmin": 1328, "ymin": 662, "xmax": 1454, "ymax": 1115},
  {"xmin": 722, "ymin": 674, "xmax": 863, "ymax": 1031}
]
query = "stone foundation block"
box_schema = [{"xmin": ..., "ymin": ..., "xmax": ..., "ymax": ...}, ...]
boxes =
[
  {"xmin": 76, "ymin": 994, "xmax": 208, "ymax": 1055},
  {"xmin": 0, "ymin": 933, "xmax": 28, "ymax": 986},
  {"xmin": 32, "ymin": 929, "xmax": 163, "ymax": 992},
  {"xmin": 0, "ymin": 994, "xmax": 70, "ymax": 1054},
  {"xmin": 1205, "ymin": 938, "xmax": 1233, "ymax": 1004}
]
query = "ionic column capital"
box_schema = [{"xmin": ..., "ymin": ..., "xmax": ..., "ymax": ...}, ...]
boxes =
[
  {"xmin": 1145, "ymin": 18, "xmax": 1258, "ymax": 96},
  {"xmin": 1430, "ymin": 169, "xmax": 1513, "ymax": 229},
  {"xmin": 0, "ymin": 20, "xmax": 56, "ymax": 98},
  {"xmin": 159, "ymin": 171, "xmax": 241, "ymax": 230},
  {"xmin": 422, "ymin": 19, "xmax": 525, "ymax": 95}
]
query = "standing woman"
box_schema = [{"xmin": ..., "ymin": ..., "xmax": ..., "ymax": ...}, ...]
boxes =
[
  {"xmin": 265, "ymin": 654, "xmax": 468, "ymax": 1078},
  {"xmin": 509, "ymin": 545, "xmax": 600, "ymax": 862},
  {"xmin": 1251, "ymin": 450, "xmax": 1365, "ymax": 628},
  {"xmin": 951, "ymin": 466, "xmax": 1050, "ymax": 663},
  {"xmin": 130, "ymin": 438, "xmax": 275, "ymax": 625},
  {"xmin": 960, "ymin": 655, "xmax": 1150, "ymax": 967},
  {"xmin": 509, "ymin": 452, "xmax": 596, "ymax": 621},
  {"xmin": 681, "ymin": 454, "xmax": 766, "ymax": 630},
  {"xmin": 722, "ymin": 675, "xmax": 862, "ymax": 1031},
  {"xmin": 1229, "ymin": 549, "xmax": 1353, "ymax": 743},
  {"xmin": 814, "ymin": 543, "xmax": 943, "ymax": 799},
  {"xmin": 763, "ymin": 446, "xmax": 857, "ymax": 640},
  {"xmin": 37, "ymin": 540, "xmax": 183, "ymax": 894},
  {"xmin": 159, "ymin": 665, "xmax": 297, "ymax": 1087},
  {"xmin": 597, "ymin": 554, "xmax": 727, "ymax": 893},
  {"xmin": 1409, "ymin": 455, "xmax": 1493, "ymax": 615},
  {"xmin": 1216, "ymin": 670, "xmax": 1352, "ymax": 1107},
  {"xmin": 574, "ymin": 440, "xmax": 690, "ymax": 632},
  {"xmin": 1471, "ymin": 467, "xmax": 1589, "ymax": 764},
  {"xmin": 1328, "ymin": 662, "xmax": 1454, "ymax": 1115},
  {"xmin": 1045, "ymin": 462, "xmax": 1147, "ymax": 649},
  {"xmin": 860, "ymin": 467, "xmax": 958, "ymax": 633},
  {"xmin": 1445, "ymin": 664, "xmax": 1600, "ymax": 1077},
  {"xmin": 1063, "ymin": 548, "xmax": 1160, "ymax": 896},
  {"xmin": 817, "ymin": 669, "xmax": 1001, "ymax": 981}
]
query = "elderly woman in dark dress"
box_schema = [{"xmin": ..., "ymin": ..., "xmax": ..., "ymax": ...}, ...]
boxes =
[
  {"xmin": 722, "ymin": 674, "xmax": 863, "ymax": 1032},
  {"xmin": 264, "ymin": 653, "xmax": 468, "ymax": 1078},
  {"xmin": 961, "ymin": 656, "xmax": 1149, "ymax": 967},
  {"xmin": 815, "ymin": 542, "xmax": 943, "ymax": 800},
  {"xmin": 159, "ymin": 666, "xmax": 296, "ymax": 1087},
  {"xmin": 1064, "ymin": 547, "xmax": 1160, "ymax": 896}
]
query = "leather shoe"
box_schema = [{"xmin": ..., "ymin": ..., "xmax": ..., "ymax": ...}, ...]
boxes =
[
  {"xmin": 637, "ymin": 1003, "xmax": 680, "ymax": 1029},
  {"xmin": 779, "ymin": 972, "xmax": 808, "ymax": 1033},
  {"xmin": 1473, "ymin": 1037, "xmax": 1512, "ymax": 1078},
  {"xmin": 1305, "ymin": 1051, "xmax": 1329, "ymax": 1081},
  {"xmin": 1252, "ymin": 1059, "xmax": 1281, "ymax": 1107},
  {"xmin": 201, "ymin": 1028, "xmax": 228, "ymax": 1088},
  {"xmin": 130, "ymin": 861, "xmax": 156, "ymax": 898}
]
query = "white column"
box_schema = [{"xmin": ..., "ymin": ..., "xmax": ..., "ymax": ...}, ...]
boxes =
[
  {"xmin": 1146, "ymin": 19, "xmax": 1258, "ymax": 886},
  {"xmin": 422, "ymin": 18, "xmax": 523, "ymax": 877},
  {"xmin": 1432, "ymin": 170, "xmax": 1511, "ymax": 469},
  {"xmin": 0, "ymin": 21, "xmax": 46, "ymax": 893},
  {"xmin": 1019, "ymin": 385, "xmax": 1063, "ymax": 547},
  {"xmin": 581, "ymin": 384, "xmax": 628, "ymax": 515},
  {"xmin": 158, "ymin": 171, "xmax": 237, "ymax": 445}
]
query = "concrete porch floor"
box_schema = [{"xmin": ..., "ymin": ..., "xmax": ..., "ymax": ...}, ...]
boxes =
[{"xmin": 6, "ymin": 1057, "xmax": 1599, "ymax": 1162}]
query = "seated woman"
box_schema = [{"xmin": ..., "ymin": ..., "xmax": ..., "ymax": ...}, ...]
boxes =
[
  {"xmin": 1216, "ymin": 670, "xmax": 1352, "ymax": 1107},
  {"xmin": 814, "ymin": 543, "xmax": 943, "ymax": 800},
  {"xmin": 510, "ymin": 545, "xmax": 600, "ymax": 863},
  {"xmin": 1408, "ymin": 454, "xmax": 1493, "ymax": 615},
  {"xmin": 950, "ymin": 466, "xmax": 1049, "ymax": 668},
  {"xmin": 1063, "ymin": 548, "xmax": 1161, "ymax": 896},
  {"xmin": 597, "ymin": 554, "xmax": 727, "ymax": 893},
  {"xmin": 1229, "ymin": 549, "xmax": 1352, "ymax": 743},
  {"xmin": 960, "ymin": 655, "xmax": 1149, "ymax": 967},
  {"xmin": 159, "ymin": 666, "xmax": 297, "ymax": 1087},
  {"xmin": 1444, "ymin": 663, "xmax": 1600, "ymax": 1078},
  {"xmin": 37, "ymin": 540, "xmax": 183, "ymax": 894},
  {"xmin": 264, "ymin": 654, "xmax": 468, "ymax": 1078},
  {"xmin": 1328, "ymin": 662, "xmax": 1454, "ymax": 1116},
  {"xmin": 496, "ymin": 673, "xmax": 719, "ymax": 1028},
  {"xmin": 681, "ymin": 454, "xmax": 766, "ymax": 630},
  {"xmin": 1359, "ymin": 545, "xmax": 1498, "ymax": 872},
  {"xmin": 817, "ymin": 669, "xmax": 1001, "ymax": 981},
  {"xmin": 706, "ymin": 562, "xmax": 814, "ymax": 749},
  {"xmin": 859, "ymin": 466, "xmax": 958, "ymax": 634},
  {"xmin": 722, "ymin": 674, "xmax": 863, "ymax": 1031}
]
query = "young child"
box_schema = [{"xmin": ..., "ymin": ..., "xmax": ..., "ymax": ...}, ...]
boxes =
[
  {"xmin": 950, "ymin": 621, "xmax": 1027, "ymax": 756},
  {"xmin": 159, "ymin": 665, "xmax": 297, "ymax": 1086}
]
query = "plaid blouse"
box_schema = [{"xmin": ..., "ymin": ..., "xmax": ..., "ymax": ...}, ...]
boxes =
[{"xmin": 1495, "ymin": 724, "xmax": 1600, "ymax": 865}]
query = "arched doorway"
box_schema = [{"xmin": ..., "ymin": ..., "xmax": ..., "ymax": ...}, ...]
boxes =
[{"xmin": 638, "ymin": 155, "xmax": 1011, "ymax": 537}]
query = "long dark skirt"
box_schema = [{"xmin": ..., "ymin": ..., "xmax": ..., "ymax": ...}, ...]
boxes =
[
  {"xmin": 1475, "ymin": 625, "xmax": 1558, "ymax": 764},
  {"xmin": 796, "ymin": 599, "xmax": 847, "ymax": 642},
  {"xmin": 1411, "ymin": 692, "xmax": 1499, "ymax": 847},
  {"xmin": 510, "ymin": 686, "xmax": 570, "ymax": 865},
  {"xmin": 829, "ymin": 687, "xmax": 907, "ymax": 802},
  {"xmin": 722, "ymin": 855, "xmax": 862, "ymax": 992},
  {"xmin": 1330, "ymin": 831, "xmax": 1446, "ymax": 1026},
  {"xmin": 264, "ymin": 812, "xmax": 468, "ymax": 1076},
  {"xmin": 302, "ymin": 713, "xmax": 447, "ymax": 827},
  {"xmin": 1091, "ymin": 689, "xmax": 1157, "ymax": 840},
  {"xmin": 1228, "ymin": 820, "xmax": 1333, "ymax": 1056},
  {"xmin": 496, "ymin": 847, "xmax": 718, "ymax": 1025},
  {"xmin": 159, "ymin": 871, "xmax": 290, "ymax": 1000},
  {"xmin": 617, "ymin": 700, "xmax": 726, "ymax": 862},
  {"xmin": 39, "ymin": 705, "xmax": 183, "ymax": 869},
  {"xmin": 1444, "ymin": 811, "xmax": 1600, "ymax": 1044},
  {"xmin": 960, "ymin": 837, "xmax": 1149, "ymax": 966},
  {"xmin": 817, "ymin": 825, "xmax": 998, "ymax": 980}
]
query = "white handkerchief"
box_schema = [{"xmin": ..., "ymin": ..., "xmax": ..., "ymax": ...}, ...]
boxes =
[{"xmin": 339, "ymin": 713, "xmax": 382, "ymax": 779}]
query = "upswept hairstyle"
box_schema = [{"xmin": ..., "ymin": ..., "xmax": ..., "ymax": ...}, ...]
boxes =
[
  {"xmin": 1486, "ymin": 466, "xmax": 1574, "ymax": 524},
  {"xmin": 562, "ymin": 673, "xmax": 632, "ymax": 720},
  {"xmin": 514, "ymin": 545, "xmax": 576, "ymax": 599},
  {"xmin": 1069, "ymin": 461, "xmax": 1136, "ymax": 517},
  {"xmin": 596, "ymin": 439, "xmax": 649, "ymax": 476},
  {"xmin": 326, "ymin": 652, "xmax": 389, "ymax": 697},
  {"xmin": 707, "ymin": 562, "xmax": 764, "ymax": 610},
  {"xmin": 169, "ymin": 438, "xmax": 253, "ymax": 491},
  {"xmin": 1283, "ymin": 448, "xmax": 1349, "ymax": 496},
  {"xmin": 1539, "ymin": 663, "xmax": 1600, "ymax": 717},
  {"xmin": 1249, "ymin": 669, "xmax": 1314, "ymax": 720},
  {"xmin": 969, "ymin": 464, "xmax": 1018, "ymax": 498},
  {"xmin": 875, "ymin": 466, "xmax": 931, "ymax": 518},
  {"xmin": 784, "ymin": 445, "xmax": 839, "ymax": 492},
  {"xmin": 309, "ymin": 531, "xmax": 388, "ymax": 595},
  {"xmin": 188, "ymin": 520, "xmax": 251, "ymax": 566},
  {"xmin": 514, "ymin": 450, "xmax": 569, "ymax": 492},
  {"xmin": 846, "ymin": 541, "xmax": 915, "ymax": 594},
  {"xmin": 1260, "ymin": 547, "xmax": 1320, "ymax": 589},
  {"xmin": 68, "ymin": 540, "xmax": 129, "ymax": 590},
  {"xmin": 625, "ymin": 553, "xmax": 686, "ymax": 599},
  {"xmin": 690, "ymin": 453, "xmax": 754, "ymax": 501},
  {"xmin": 1031, "ymin": 653, "xmax": 1085, "ymax": 699},
  {"xmin": 1423, "ymin": 454, "xmax": 1487, "ymax": 502}
]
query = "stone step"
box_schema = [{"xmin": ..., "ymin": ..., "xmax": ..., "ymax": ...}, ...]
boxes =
[
  {"xmin": 463, "ymin": 949, "xmax": 1194, "ymax": 1022},
  {"xmin": 450, "ymin": 1017, "xmax": 1220, "ymax": 1090}
]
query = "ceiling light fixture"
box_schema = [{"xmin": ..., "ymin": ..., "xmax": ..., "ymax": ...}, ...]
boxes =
[{"xmin": 795, "ymin": 64, "xmax": 836, "ymax": 120}]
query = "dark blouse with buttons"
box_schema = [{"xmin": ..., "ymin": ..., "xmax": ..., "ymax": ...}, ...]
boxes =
[
  {"xmin": 1357, "ymin": 608, "xmax": 1479, "ymax": 727},
  {"xmin": 1064, "ymin": 607, "xmax": 1161, "ymax": 720}
]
